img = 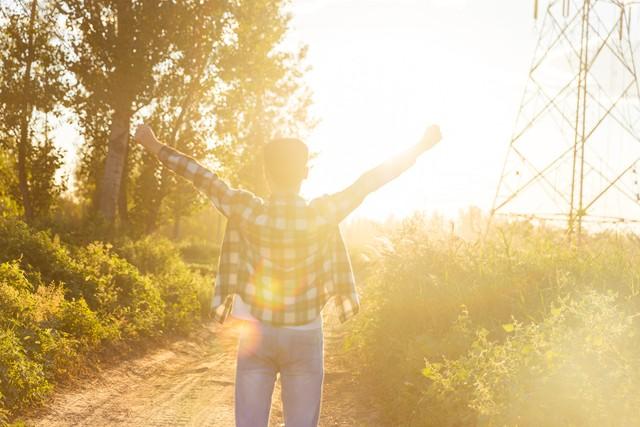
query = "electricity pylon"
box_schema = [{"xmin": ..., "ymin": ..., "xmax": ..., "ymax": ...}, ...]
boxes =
[{"xmin": 492, "ymin": 0, "xmax": 640, "ymax": 238}]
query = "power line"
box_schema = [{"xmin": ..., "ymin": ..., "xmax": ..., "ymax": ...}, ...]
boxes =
[{"xmin": 492, "ymin": 0, "xmax": 640, "ymax": 238}]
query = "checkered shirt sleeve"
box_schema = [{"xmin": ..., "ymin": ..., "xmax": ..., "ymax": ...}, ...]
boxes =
[
  {"xmin": 311, "ymin": 185, "xmax": 369, "ymax": 225},
  {"xmin": 157, "ymin": 145, "xmax": 260, "ymax": 218}
]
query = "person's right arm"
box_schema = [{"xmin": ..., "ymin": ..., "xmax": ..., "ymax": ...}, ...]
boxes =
[{"xmin": 318, "ymin": 125, "xmax": 442, "ymax": 222}]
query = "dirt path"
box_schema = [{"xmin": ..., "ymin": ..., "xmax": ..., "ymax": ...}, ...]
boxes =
[{"xmin": 25, "ymin": 319, "xmax": 382, "ymax": 427}]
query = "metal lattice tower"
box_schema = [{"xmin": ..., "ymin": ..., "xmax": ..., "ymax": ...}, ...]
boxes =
[{"xmin": 491, "ymin": 0, "xmax": 640, "ymax": 237}]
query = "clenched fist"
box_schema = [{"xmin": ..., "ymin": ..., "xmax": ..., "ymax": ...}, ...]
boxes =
[
  {"xmin": 134, "ymin": 124, "xmax": 163, "ymax": 155},
  {"xmin": 418, "ymin": 125, "xmax": 442, "ymax": 153}
]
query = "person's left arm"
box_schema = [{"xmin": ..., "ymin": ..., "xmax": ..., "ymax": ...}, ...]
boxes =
[
  {"xmin": 314, "ymin": 124, "xmax": 442, "ymax": 223},
  {"xmin": 134, "ymin": 124, "xmax": 256, "ymax": 218}
]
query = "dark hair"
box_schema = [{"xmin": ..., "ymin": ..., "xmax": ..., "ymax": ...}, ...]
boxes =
[{"xmin": 263, "ymin": 138, "xmax": 309, "ymax": 189}]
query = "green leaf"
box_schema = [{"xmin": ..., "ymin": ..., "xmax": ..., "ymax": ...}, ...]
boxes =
[
  {"xmin": 502, "ymin": 323, "xmax": 515, "ymax": 333},
  {"xmin": 421, "ymin": 366, "xmax": 436, "ymax": 379}
]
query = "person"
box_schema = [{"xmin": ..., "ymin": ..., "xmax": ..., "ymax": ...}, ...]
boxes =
[{"xmin": 134, "ymin": 123, "xmax": 442, "ymax": 427}]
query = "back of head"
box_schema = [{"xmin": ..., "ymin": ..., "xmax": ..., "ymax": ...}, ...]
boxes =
[{"xmin": 263, "ymin": 138, "xmax": 309, "ymax": 191}]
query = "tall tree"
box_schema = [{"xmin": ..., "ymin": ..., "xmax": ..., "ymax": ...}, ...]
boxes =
[
  {"xmin": 0, "ymin": 152, "xmax": 20, "ymax": 218},
  {"xmin": 213, "ymin": 0, "xmax": 315, "ymax": 195},
  {"xmin": 127, "ymin": 0, "xmax": 227, "ymax": 236},
  {"xmin": 0, "ymin": 0, "xmax": 68, "ymax": 223},
  {"xmin": 66, "ymin": 0, "xmax": 314, "ymax": 236},
  {"xmin": 129, "ymin": 0, "xmax": 315, "ymax": 236},
  {"xmin": 60, "ymin": 0, "xmax": 209, "ymax": 225}
]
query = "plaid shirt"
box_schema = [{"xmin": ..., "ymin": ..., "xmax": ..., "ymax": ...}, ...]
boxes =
[{"xmin": 158, "ymin": 145, "xmax": 364, "ymax": 326}]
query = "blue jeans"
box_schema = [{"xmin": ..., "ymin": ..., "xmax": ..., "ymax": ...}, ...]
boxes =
[{"xmin": 235, "ymin": 322, "xmax": 324, "ymax": 427}]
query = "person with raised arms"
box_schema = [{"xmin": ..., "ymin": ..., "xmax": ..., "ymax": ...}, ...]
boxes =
[{"xmin": 134, "ymin": 122, "xmax": 442, "ymax": 427}]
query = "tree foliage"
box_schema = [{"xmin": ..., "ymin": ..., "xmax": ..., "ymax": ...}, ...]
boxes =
[
  {"xmin": 59, "ymin": 0, "xmax": 314, "ymax": 235},
  {"xmin": 0, "ymin": 1, "xmax": 68, "ymax": 223}
]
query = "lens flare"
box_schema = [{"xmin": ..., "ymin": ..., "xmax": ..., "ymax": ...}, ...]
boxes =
[{"xmin": 229, "ymin": 319, "xmax": 262, "ymax": 357}]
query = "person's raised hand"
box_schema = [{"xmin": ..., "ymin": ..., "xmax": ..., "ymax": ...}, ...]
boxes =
[
  {"xmin": 417, "ymin": 124, "xmax": 442, "ymax": 153},
  {"xmin": 134, "ymin": 124, "xmax": 163, "ymax": 155}
]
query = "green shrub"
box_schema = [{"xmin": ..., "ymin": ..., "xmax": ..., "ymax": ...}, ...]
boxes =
[
  {"xmin": 177, "ymin": 239, "xmax": 220, "ymax": 266},
  {"xmin": 0, "ymin": 218, "xmax": 82, "ymax": 295},
  {"xmin": 0, "ymin": 262, "xmax": 38, "ymax": 328},
  {"xmin": 0, "ymin": 328, "xmax": 51, "ymax": 413},
  {"xmin": 346, "ymin": 217, "xmax": 640, "ymax": 426},
  {"xmin": 56, "ymin": 298, "xmax": 112, "ymax": 352},
  {"xmin": 76, "ymin": 242, "xmax": 165, "ymax": 339},
  {"xmin": 421, "ymin": 292, "xmax": 640, "ymax": 426},
  {"xmin": 118, "ymin": 236, "xmax": 211, "ymax": 332},
  {"xmin": 118, "ymin": 236, "xmax": 182, "ymax": 276},
  {"xmin": 0, "ymin": 262, "xmax": 85, "ymax": 381},
  {"xmin": 0, "ymin": 218, "xmax": 210, "ymax": 420},
  {"xmin": 0, "ymin": 221, "xmax": 91, "ymax": 301}
]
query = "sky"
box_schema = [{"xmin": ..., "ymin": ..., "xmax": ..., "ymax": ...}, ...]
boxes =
[
  {"xmin": 54, "ymin": 0, "xmax": 640, "ymax": 223},
  {"xmin": 287, "ymin": 0, "xmax": 538, "ymax": 220}
]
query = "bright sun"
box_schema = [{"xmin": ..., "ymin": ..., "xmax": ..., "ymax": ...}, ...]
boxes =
[{"xmin": 290, "ymin": 0, "xmax": 537, "ymax": 221}]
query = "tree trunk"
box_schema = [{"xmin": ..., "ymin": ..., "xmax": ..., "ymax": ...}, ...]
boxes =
[
  {"xmin": 18, "ymin": 121, "xmax": 33, "ymax": 223},
  {"xmin": 118, "ymin": 136, "xmax": 130, "ymax": 227},
  {"xmin": 172, "ymin": 212, "xmax": 181, "ymax": 240},
  {"xmin": 97, "ymin": 111, "xmax": 130, "ymax": 223},
  {"xmin": 17, "ymin": 0, "xmax": 38, "ymax": 223},
  {"xmin": 146, "ymin": 165, "xmax": 169, "ymax": 234},
  {"xmin": 97, "ymin": 0, "xmax": 135, "ymax": 226}
]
